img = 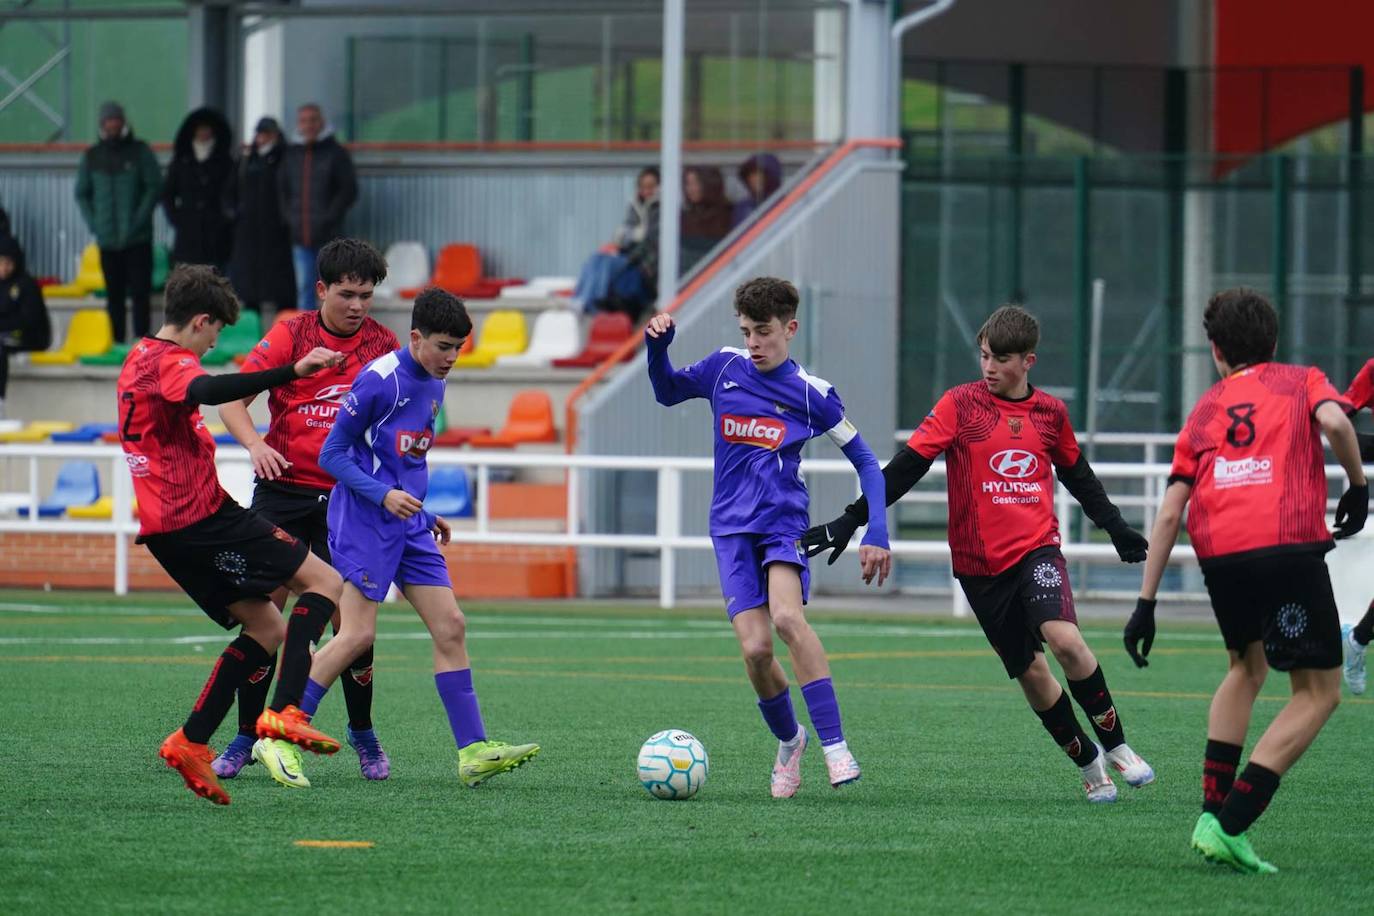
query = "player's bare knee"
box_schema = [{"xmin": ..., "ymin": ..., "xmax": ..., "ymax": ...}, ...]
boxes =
[
  {"xmin": 1046, "ymin": 633, "xmax": 1090, "ymax": 673},
  {"xmin": 433, "ymin": 609, "xmax": 467, "ymax": 652},
  {"xmin": 247, "ymin": 616, "xmax": 286, "ymax": 652},
  {"xmin": 770, "ymin": 608, "xmax": 809, "ymax": 645},
  {"xmin": 740, "ymin": 638, "xmax": 774, "ymax": 670}
]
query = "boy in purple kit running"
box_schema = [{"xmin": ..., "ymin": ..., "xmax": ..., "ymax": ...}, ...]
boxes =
[
  {"xmin": 303, "ymin": 288, "xmax": 539, "ymax": 786},
  {"xmin": 645, "ymin": 277, "xmax": 892, "ymax": 797}
]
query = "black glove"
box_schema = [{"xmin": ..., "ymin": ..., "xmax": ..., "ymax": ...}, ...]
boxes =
[
  {"xmin": 1123, "ymin": 597, "xmax": 1156, "ymax": 668},
  {"xmin": 1334, "ymin": 483, "xmax": 1369, "ymax": 540},
  {"xmin": 1105, "ymin": 518, "xmax": 1149, "ymax": 563},
  {"xmin": 801, "ymin": 514, "xmax": 860, "ymax": 566}
]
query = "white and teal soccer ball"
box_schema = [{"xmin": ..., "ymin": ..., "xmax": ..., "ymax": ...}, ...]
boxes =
[{"xmin": 637, "ymin": 729, "xmax": 709, "ymax": 800}]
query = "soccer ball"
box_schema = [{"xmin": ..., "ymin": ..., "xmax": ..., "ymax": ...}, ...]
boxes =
[{"xmin": 637, "ymin": 729, "xmax": 709, "ymax": 800}]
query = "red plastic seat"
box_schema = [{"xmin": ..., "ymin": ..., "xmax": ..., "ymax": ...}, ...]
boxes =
[
  {"xmin": 401, "ymin": 243, "xmax": 482, "ymax": 298},
  {"xmin": 434, "ymin": 426, "xmax": 493, "ymax": 447},
  {"xmin": 552, "ymin": 312, "xmax": 634, "ymax": 368},
  {"xmin": 467, "ymin": 391, "xmax": 558, "ymax": 448}
]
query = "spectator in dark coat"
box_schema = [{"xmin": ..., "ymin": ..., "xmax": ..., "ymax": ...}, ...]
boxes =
[
  {"xmin": 679, "ymin": 166, "xmax": 732, "ymax": 272},
  {"xmin": 730, "ymin": 153, "xmax": 783, "ymax": 228},
  {"xmin": 278, "ymin": 103, "xmax": 358, "ymax": 311},
  {"xmin": 162, "ymin": 107, "xmax": 235, "ymax": 271},
  {"xmin": 0, "ymin": 234, "xmax": 52, "ymax": 418},
  {"xmin": 74, "ymin": 101, "xmax": 161, "ymax": 343},
  {"xmin": 225, "ymin": 117, "xmax": 295, "ymax": 315}
]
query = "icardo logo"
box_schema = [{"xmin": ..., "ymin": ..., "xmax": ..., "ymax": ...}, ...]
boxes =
[{"xmin": 989, "ymin": 449, "xmax": 1038, "ymax": 479}]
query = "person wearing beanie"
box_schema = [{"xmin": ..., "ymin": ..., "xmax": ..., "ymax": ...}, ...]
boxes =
[
  {"xmin": 225, "ymin": 116, "xmax": 296, "ymax": 315},
  {"xmin": 74, "ymin": 100, "xmax": 162, "ymax": 343}
]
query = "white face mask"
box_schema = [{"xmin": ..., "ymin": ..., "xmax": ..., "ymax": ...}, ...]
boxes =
[
  {"xmin": 257, "ymin": 140, "xmax": 276, "ymax": 156},
  {"xmin": 192, "ymin": 138, "xmax": 215, "ymax": 162}
]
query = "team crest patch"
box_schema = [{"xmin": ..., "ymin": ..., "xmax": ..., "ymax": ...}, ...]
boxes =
[
  {"xmin": 247, "ymin": 665, "xmax": 272, "ymax": 685},
  {"xmin": 1277, "ymin": 603, "xmax": 1308, "ymax": 638},
  {"xmin": 1061, "ymin": 737, "xmax": 1082, "ymax": 759},
  {"xmin": 349, "ymin": 665, "xmax": 375, "ymax": 687},
  {"xmin": 431, "ymin": 399, "xmax": 440, "ymax": 419},
  {"xmin": 1007, "ymin": 416, "xmax": 1023, "ymax": 437},
  {"xmin": 271, "ymin": 526, "xmax": 297, "ymax": 545},
  {"xmin": 1093, "ymin": 707, "xmax": 1117, "ymax": 733},
  {"xmin": 1032, "ymin": 562, "xmax": 1062, "ymax": 589}
]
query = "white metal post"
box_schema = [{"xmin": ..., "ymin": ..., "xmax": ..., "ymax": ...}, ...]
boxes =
[
  {"xmin": 657, "ymin": 467, "xmax": 681, "ymax": 609},
  {"xmin": 112, "ymin": 454, "xmax": 129, "ymax": 596},
  {"xmin": 657, "ymin": 0, "xmax": 683, "ymax": 306},
  {"xmin": 1085, "ymin": 278, "xmax": 1106, "ymax": 461},
  {"xmin": 476, "ymin": 464, "xmax": 490, "ymax": 536},
  {"xmin": 565, "ymin": 466, "xmax": 579, "ymax": 537}
]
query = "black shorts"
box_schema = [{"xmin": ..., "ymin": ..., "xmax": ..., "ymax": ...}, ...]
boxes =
[
  {"xmin": 251, "ymin": 481, "xmax": 331, "ymax": 561},
  {"xmin": 957, "ymin": 546, "xmax": 1078, "ymax": 679},
  {"xmin": 1202, "ymin": 551, "xmax": 1342, "ymax": 671},
  {"xmin": 142, "ymin": 500, "xmax": 310, "ymax": 629}
]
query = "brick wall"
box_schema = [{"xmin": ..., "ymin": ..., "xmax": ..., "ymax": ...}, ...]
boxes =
[{"xmin": 0, "ymin": 533, "xmax": 575, "ymax": 598}]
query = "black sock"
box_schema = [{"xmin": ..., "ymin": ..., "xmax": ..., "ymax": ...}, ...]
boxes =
[
  {"xmin": 1354, "ymin": 601, "xmax": 1374, "ymax": 646},
  {"xmin": 1068, "ymin": 665, "xmax": 1126, "ymax": 751},
  {"xmin": 269, "ymin": 592, "xmax": 336, "ymax": 713},
  {"xmin": 1034, "ymin": 690, "xmax": 1099, "ymax": 767},
  {"xmin": 340, "ymin": 644, "xmax": 375, "ymax": 732},
  {"xmin": 184, "ymin": 635, "xmax": 271, "ymax": 744},
  {"xmin": 1202, "ymin": 739, "xmax": 1243, "ymax": 815},
  {"xmin": 236, "ymin": 650, "xmax": 277, "ymax": 737},
  {"xmin": 1217, "ymin": 762, "xmax": 1281, "ymax": 836}
]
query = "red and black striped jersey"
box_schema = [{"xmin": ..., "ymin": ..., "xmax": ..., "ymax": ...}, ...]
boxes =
[
  {"xmin": 240, "ymin": 312, "xmax": 399, "ymax": 492},
  {"xmin": 117, "ymin": 337, "xmax": 228, "ymax": 536},
  {"xmin": 908, "ymin": 382, "xmax": 1080, "ymax": 577}
]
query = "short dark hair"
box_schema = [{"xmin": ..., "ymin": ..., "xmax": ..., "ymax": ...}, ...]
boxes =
[
  {"xmin": 976, "ymin": 305, "xmax": 1039, "ymax": 354},
  {"xmin": 638, "ymin": 166, "xmax": 660, "ymax": 183},
  {"xmin": 1203, "ymin": 287, "xmax": 1278, "ymax": 367},
  {"xmin": 734, "ymin": 277, "xmax": 799, "ymax": 324},
  {"xmin": 163, "ymin": 264, "xmax": 240, "ymax": 328},
  {"xmin": 412, "ymin": 288, "xmax": 472, "ymax": 339},
  {"xmin": 316, "ymin": 238, "xmax": 387, "ymax": 288}
]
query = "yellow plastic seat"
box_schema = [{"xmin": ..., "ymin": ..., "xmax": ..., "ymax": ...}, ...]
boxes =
[
  {"xmin": 0, "ymin": 421, "xmax": 76, "ymax": 443},
  {"xmin": 74, "ymin": 243, "xmax": 105, "ymax": 292},
  {"xmin": 30, "ymin": 309, "xmax": 115, "ymax": 365},
  {"xmin": 66, "ymin": 496, "xmax": 113, "ymax": 519},
  {"xmin": 455, "ymin": 311, "xmax": 528, "ymax": 369}
]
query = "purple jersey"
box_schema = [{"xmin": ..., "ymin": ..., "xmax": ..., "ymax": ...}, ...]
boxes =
[
  {"xmin": 647, "ymin": 328, "xmax": 889, "ymax": 545},
  {"xmin": 319, "ymin": 346, "xmax": 443, "ymax": 538}
]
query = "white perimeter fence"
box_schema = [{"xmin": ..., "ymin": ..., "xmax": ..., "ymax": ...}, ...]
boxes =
[{"xmin": 2, "ymin": 437, "xmax": 1369, "ymax": 616}]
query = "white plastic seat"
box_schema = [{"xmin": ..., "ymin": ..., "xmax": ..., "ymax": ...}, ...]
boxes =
[
  {"xmin": 375, "ymin": 242, "xmax": 430, "ymax": 298},
  {"xmin": 217, "ymin": 462, "xmax": 256, "ymax": 508},
  {"xmin": 495, "ymin": 310, "xmax": 581, "ymax": 368},
  {"xmin": 499, "ymin": 275, "xmax": 577, "ymax": 300}
]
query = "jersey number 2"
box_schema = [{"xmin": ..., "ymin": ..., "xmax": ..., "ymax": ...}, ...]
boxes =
[{"xmin": 121, "ymin": 391, "xmax": 141, "ymax": 442}]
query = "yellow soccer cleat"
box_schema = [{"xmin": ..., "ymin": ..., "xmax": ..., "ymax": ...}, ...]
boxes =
[
  {"xmin": 458, "ymin": 740, "xmax": 540, "ymax": 787},
  {"xmin": 252, "ymin": 738, "xmax": 311, "ymax": 789}
]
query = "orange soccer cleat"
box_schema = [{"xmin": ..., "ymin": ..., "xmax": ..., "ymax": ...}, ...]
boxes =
[
  {"xmin": 159, "ymin": 728, "xmax": 231, "ymax": 805},
  {"xmin": 255, "ymin": 705, "xmax": 341, "ymax": 755}
]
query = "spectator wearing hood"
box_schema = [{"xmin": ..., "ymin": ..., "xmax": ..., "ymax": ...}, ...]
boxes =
[
  {"xmin": 278, "ymin": 103, "xmax": 358, "ymax": 311},
  {"xmin": 679, "ymin": 165, "xmax": 732, "ymax": 273},
  {"xmin": 730, "ymin": 153, "xmax": 783, "ymax": 229},
  {"xmin": 0, "ymin": 234, "xmax": 52, "ymax": 418},
  {"xmin": 225, "ymin": 117, "xmax": 296, "ymax": 315},
  {"xmin": 74, "ymin": 101, "xmax": 161, "ymax": 343},
  {"xmin": 162, "ymin": 107, "xmax": 235, "ymax": 271},
  {"xmin": 573, "ymin": 166, "xmax": 659, "ymax": 317}
]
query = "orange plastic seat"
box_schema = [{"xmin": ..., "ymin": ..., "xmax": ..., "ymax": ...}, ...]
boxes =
[
  {"xmin": 467, "ymin": 391, "xmax": 558, "ymax": 448},
  {"xmin": 401, "ymin": 243, "xmax": 482, "ymax": 298}
]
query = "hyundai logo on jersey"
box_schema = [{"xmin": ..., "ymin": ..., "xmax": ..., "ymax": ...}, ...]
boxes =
[
  {"xmin": 990, "ymin": 448, "xmax": 1039, "ymax": 479},
  {"xmin": 314, "ymin": 383, "xmax": 352, "ymax": 404}
]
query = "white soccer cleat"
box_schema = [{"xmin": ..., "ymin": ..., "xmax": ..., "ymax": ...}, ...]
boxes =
[
  {"xmin": 823, "ymin": 742, "xmax": 861, "ymax": 788},
  {"xmin": 1105, "ymin": 743, "xmax": 1155, "ymax": 788},
  {"xmin": 1080, "ymin": 745, "xmax": 1117, "ymax": 803},
  {"xmin": 1343, "ymin": 624, "xmax": 1367, "ymax": 695},
  {"xmin": 770, "ymin": 727, "xmax": 807, "ymax": 799}
]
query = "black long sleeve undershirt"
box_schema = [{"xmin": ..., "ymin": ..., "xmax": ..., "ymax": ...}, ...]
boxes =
[
  {"xmin": 842, "ymin": 445, "xmax": 934, "ymax": 522},
  {"xmin": 185, "ymin": 364, "xmax": 297, "ymax": 406},
  {"xmin": 1055, "ymin": 454, "xmax": 1123, "ymax": 530}
]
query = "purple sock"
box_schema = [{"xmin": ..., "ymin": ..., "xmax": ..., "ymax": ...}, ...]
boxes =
[
  {"xmin": 800, "ymin": 677, "xmax": 845, "ymax": 746},
  {"xmin": 300, "ymin": 678, "xmax": 328, "ymax": 719},
  {"xmin": 434, "ymin": 668, "xmax": 487, "ymax": 749},
  {"xmin": 757, "ymin": 687, "xmax": 800, "ymax": 741}
]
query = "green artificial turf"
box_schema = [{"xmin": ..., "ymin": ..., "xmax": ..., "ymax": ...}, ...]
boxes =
[{"xmin": 1, "ymin": 590, "xmax": 1372, "ymax": 914}]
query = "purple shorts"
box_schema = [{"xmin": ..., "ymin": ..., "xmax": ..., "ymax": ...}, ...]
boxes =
[
  {"xmin": 329, "ymin": 515, "xmax": 452, "ymax": 602},
  {"xmin": 711, "ymin": 532, "xmax": 810, "ymax": 619}
]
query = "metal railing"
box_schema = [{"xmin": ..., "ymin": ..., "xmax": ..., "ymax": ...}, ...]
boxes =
[{"xmin": 0, "ymin": 441, "xmax": 1222, "ymax": 614}]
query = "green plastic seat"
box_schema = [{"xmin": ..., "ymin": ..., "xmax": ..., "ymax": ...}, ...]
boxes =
[
  {"xmin": 151, "ymin": 246, "xmax": 171, "ymax": 292},
  {"xmin": 200, "ymin": 310, "xmax": 263, "ymax": 366},
  {"xmin": 79, "ymin": 342, "xmax": 132, "ymax": 366}
]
